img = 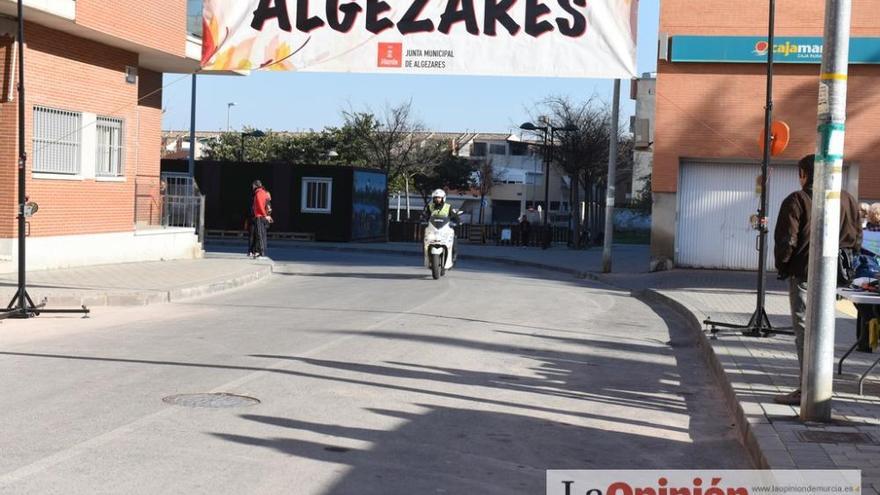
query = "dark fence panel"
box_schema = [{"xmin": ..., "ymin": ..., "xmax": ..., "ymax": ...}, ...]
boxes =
[{"xmin": 389, "ymin": 222, "xmax": 582, "ymax": 247}]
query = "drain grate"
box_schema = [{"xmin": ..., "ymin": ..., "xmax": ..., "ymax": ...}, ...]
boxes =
[
  {"xmin": 797, "ymin": 431, "xmax": 874, "ymax": 444},
  {"xmin": 162, "ymin": 393, "xmax": 261, "ymax": 409}
]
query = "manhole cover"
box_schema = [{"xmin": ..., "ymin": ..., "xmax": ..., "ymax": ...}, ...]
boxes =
[
  {"xmin": 797, "ymin": 431, "xmax": 874, "ymax": 444},
  {"xmin": 162, "ymin": 393, "xmax": 260, "ymax": 409}
]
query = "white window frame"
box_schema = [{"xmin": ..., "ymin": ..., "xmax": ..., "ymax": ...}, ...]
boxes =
[
  {"xmin": 33, "ymin": 106, "xmax": 82, "ymax": 176},
  {"xmin": 301, "ymin": 177, "xmax": 333, "ymax": 214},
  {"xmin": 95, "ymin": 116, "xmax": 125, "ymax": 178}
]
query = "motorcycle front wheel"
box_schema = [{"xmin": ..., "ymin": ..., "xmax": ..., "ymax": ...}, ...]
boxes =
[{"xmin": 430, "ymin": 253, "xmax": 442, "ymax": 280}]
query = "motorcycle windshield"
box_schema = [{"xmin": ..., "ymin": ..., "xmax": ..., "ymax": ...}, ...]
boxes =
[{"xmin": 430, "ymin": 217, "xmax": 451, "ymax": 229}]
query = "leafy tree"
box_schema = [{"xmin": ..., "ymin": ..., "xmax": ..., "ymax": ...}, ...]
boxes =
[
  {"xmin": 276, "ymin": 132, "xmax": 338, "ymax": 165},
  {"xmin": 325, "ymin": 117, "xmax": 377, "ymax": 168},
  {"xmin": 203, "ymin": 128, "xmax": 344, "ymax": 165},
  {"xmin": 412, "ymin": 152, "xmax": 475, "ymax": 204}
]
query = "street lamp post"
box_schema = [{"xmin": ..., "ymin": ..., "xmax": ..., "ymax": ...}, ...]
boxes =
[
  {"xmin": 240, "ymin": 130, "xmax": 266, "ymax": 163},
  {"xmin": 226, "ymin": 102, "xmax": 237, "ymax": 132}
]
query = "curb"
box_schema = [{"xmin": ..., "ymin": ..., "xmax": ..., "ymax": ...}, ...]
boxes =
[
  {"xmin": 638, "ymin": 289, "xmax": 783, "ymax": 470},
  {"xmin": 168, "ymin": 264, "xmax": 274, "ymax": 302},
  {"xmin": 37, "ymin": 264, "xmax": 274, "ymax": 308}
]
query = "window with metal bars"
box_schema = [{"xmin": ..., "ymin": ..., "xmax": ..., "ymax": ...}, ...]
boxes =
[
  {"xmin": 302, "ymin": 178, "xmax": 332, "ymax": 214},
  {"xmin": 96, "ymin": 117, "xmax": 124, "ymax": 177},
  {"xmin": 33, "ymin": 106, "xmax": 82, "ymax": 175}
]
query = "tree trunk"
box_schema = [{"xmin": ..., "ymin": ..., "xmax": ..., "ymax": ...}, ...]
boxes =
[
  {"xmin": 479, "ymin": 194, "xmax": 485, "ymax": 224},
  {"xmin": 571, "ymin": 174, "xmax": 580, "ymax": 248},
  {"xmin": 404, "ymin": 174, "xmax": 411, "ymax": 221}
]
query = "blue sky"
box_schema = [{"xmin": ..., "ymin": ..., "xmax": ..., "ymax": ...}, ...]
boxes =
[{"xmin": 161, "ymin": 1, "xmax": 660, "ymax": 133}]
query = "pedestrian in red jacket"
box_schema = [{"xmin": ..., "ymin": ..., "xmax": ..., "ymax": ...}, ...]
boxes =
[{"xmin": 251, "ymin": 180, "xmax": 272, "ymax": 258}]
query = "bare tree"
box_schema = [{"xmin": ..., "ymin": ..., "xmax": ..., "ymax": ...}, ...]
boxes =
[
  {"xmin": 344, "ymin": 101, "xmax": 442, "ymax": 225},
  {"xmin": 343, "ymin": 101, "xmax": 428, "ymax": 186},
  {"xmin": 529, "ymin": 96, "xmax": 625, "ymax": 246}
]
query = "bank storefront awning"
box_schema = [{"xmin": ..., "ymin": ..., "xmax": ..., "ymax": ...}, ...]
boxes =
[{"xmin": 669, "ymin": 35, "xmax": 880, "ymax": 64}]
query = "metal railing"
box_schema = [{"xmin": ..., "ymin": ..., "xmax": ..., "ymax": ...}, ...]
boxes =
[
  {"xmin": 389, "ymin": 221, "xmax": 577, "ymax": 246},
  {"xmin": 136, "ymin": 174, "xmax": 206, "ymax": 244},
  {"xmin": 163, "ymin": 173, "xmax": 206, "ymax": 243}
]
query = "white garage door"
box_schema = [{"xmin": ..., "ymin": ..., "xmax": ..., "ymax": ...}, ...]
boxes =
[{"xmin": 676, "ymin": 160, "xmax": 800, "ymax": 270}]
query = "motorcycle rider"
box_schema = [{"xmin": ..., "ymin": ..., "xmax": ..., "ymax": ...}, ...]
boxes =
[{"xmin": 422, "ymin": 189, "xmax": 460, "ymax": 263}]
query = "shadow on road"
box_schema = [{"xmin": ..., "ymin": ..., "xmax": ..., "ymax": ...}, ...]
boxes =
[
  {"xmin": 275, "ymin": 272, "xmax": 430, "ymax": 281},
  {"xmin": 206, "ymin": 295, "xmax": 751, "ymax": 492},
  {"xmin": 0, "ymin": 253, "xmax": 757, "ymax": 493}
]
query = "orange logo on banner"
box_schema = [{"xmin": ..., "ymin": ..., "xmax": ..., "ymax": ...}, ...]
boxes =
[{"xmin": 377, "ymin": 43, "xmax": 403, "ymax": 68}]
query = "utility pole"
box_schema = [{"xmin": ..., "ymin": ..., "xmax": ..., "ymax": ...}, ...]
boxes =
[
  {"xmin": 188, "ymin": 74, "xmax": 197, "ymax": 184},
  {"xmin": 801, "ymin": 0, "xmax": 852, "ymax": 422},
  {"xmin": 15, "ymin": 0, "xmax": 26, "ymax": 317},
  {"xmin": 542, "ymin": 127, "xmax": 551, "ymax": 249},
  {"xmin": 602, "ymin": 79, "xmax": 621, "ymax": 273}
]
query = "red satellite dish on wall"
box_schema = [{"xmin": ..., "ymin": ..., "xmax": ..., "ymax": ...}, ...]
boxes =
[{"xmin": 759, "ymin": 120, "xmax": 791, "ymax": 157}]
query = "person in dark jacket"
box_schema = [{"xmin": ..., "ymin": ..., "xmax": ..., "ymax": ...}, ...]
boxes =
[
  {"xmin": 773, "ymin": 154, "xmax": 862, "ymax": 405},
  {"xmin": 518, "ymin": 215, "xmax": 531, "ymax": 247}
]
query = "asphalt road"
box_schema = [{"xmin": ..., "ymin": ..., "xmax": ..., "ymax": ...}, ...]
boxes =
[{"xmin": 0, "ymin": 249, "xmax": 750, "ymax": 494}]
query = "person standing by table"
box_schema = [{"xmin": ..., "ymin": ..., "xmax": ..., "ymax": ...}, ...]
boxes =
[
  {"xmin": 773, "ymin": 154, "xmax": 862, "ymax": 405},
  {"xmin": 866, "ymin": 203, "xmax": 880, "ymax": 232}
]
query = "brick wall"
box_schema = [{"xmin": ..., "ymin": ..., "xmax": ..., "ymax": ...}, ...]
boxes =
[
  {"xmin": 76, "ymin": 0, "xmax": 187, "ymax": 58},
  {"xmin": 0, "ymin": 37, "xmax": 16, "ymax": 236},
  {"xmin": 655, "ymin": 1, "xmax": 880, "ymax": 197},
  {"xmin": 0, "ymin": 23, "xmax": 164, "ymax": 238},
  {"xmin": 136, "ymin": 68, "xmax": 163, "ymax": 226}
]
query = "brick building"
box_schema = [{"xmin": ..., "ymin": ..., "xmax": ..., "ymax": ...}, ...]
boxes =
[
  {"xmin": 0, "ymin": 0, "xmax": 202, "ymax": 272},
  {"xmin": 652, "ymin": 1, "xmax": 880, "ymax": 270}
]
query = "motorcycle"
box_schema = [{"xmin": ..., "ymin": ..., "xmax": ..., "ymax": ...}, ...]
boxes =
[{"xmin": 423, "ymin": 216, "xmax": 456, "ymax": 280}]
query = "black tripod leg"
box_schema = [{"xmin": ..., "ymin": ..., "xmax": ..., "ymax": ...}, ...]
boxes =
[
  {"xmin": 6, "ymin": 288, "xmax": 20, "ymax": 310},
  {"xmin": 760, "ymin": 308, "xmax": 772, "ymax": 337},
  {"xmin": 740, "ymin": 309, "xmax": 761, "ymax": 337},
  {"xmin": 23, "ymin": 291, "xmax": 41, "ymax": 316}
]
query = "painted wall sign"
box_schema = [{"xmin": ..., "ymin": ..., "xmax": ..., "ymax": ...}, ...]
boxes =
[{"xmin": 670, "ymin": 35, "xmax": 880, "ymax": 64}]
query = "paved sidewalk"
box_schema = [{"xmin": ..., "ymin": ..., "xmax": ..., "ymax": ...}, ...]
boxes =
[
  {"xmin": 0, "ymin": 255, "xmax": 272, "ymax": 307},
  {"xmin": 641, "ymin": 274, "xmax": 880, "ymax": 492}
]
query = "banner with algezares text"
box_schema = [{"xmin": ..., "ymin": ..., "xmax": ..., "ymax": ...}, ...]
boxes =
[{"xmin": 201, "ymin": 0, "xmax": 638, "ymax": 78}]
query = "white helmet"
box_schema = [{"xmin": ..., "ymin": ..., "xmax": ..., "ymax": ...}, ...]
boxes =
[{"xmin": 431, "ymin": 189, "xmax": 447, "ymax": 200}]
